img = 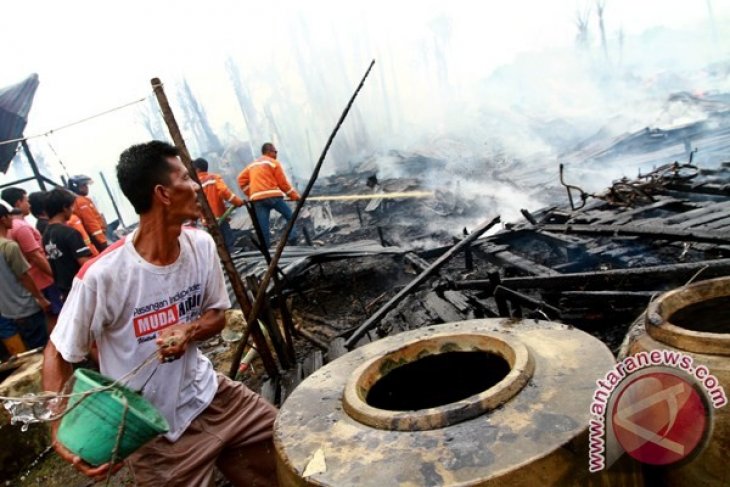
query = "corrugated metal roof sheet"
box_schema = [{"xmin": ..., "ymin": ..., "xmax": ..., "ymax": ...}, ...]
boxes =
[{"xmin": 0, "ymin": 73, "xmax": 39, "ymax": 173}]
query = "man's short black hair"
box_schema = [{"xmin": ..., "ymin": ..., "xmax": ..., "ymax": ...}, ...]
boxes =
[
  {"xmin": 0, "ymin": 204, "xmax": 9, "ymax": 219},
  {"xmin": 193, "ymin": 158, "xmax": 209, "ymax": 172},
  {"xmin": 45, "ymin": 188, "xmax": 76, "ymax": 218},
  {"xmin": 1, "ymin": 187, "xmax": 27, "ymax": 208},
  {"xmin": 117, "ymin": 141, "xmax": 179, "ymax": 214},
  {"xmin": 28, "ymin": 191, "xmax": 49, "ymax": 218},
  {"xmin": 261, "ymin": 143, "xmax": 275, "ymax": 155}
]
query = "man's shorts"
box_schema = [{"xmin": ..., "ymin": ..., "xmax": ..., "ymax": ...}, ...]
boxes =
[
  {"xmin": 127, "ymin": 374, "xmax": 278, "ymax": 486},
  {"xmin": 42, "ymin": 284, "xmax": 64, "ymax": 316}
]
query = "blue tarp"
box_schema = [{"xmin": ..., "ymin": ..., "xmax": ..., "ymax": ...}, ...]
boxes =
[{"xmin": 0, "ymin": 74, "xmax": 39, "ymax": 173}]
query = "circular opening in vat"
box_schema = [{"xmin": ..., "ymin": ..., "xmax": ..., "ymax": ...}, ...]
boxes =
[
  {"xmin": 366, "ymin": 351, "xmax": 510, "ymax": 411},
  {"xmin": 343, "ymin": 333, "xmax": 534, "ymax": 431},
  {"xmin": 668, "ymin": 296, "xmax": 730, "ymax": 333},
  {"xmin": 646, "ymin": 277, "xmax": 730, "ymax": 355}
]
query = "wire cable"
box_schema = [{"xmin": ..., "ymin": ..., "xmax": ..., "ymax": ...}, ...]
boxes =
[{"xmin": 0, "ymin": 94, "xmax": 151, "ymax": 147}]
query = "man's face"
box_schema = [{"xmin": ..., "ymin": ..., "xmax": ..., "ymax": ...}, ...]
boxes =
[
  {"xmin": 78, "ymin": 183, "xmax": 90, "ymax": 196},
  {"xmin": 15, "ymin": 195, "xmax": 30, "ymax": 216},
  {"xmin": 267, "ymin": 146, "xmax": 278, "ymax": 158},
  {"xmin": 162, "ymin": 157, "xmax": 202, "ymax": 221}
]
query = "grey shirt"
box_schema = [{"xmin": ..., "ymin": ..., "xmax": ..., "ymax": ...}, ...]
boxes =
[{"xmin": 0, "ymin": 237, "xmax": 40, "ymax": 319}]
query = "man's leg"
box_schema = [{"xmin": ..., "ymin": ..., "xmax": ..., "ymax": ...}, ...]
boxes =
[
  {"xmin": 41, "ymin": 283, "xmax": 64, "ymax": 331},
  {"xmin": 219, "ymin": 220, "xmax": 236, "ymax": 251},
  {"xmin": 253, "ymin": 200, "xmax": 273, "ymax": 248},
  {"xmin": 213, "ymin": 375, "xmax": 278, "ymax": 486},
  {"xmin": 271, "ymin": 198, "xmax": 297, "ymax": 244},
  {"xmin": 14, "ymin": 311, "xmax": 48, "ymax": 349}
]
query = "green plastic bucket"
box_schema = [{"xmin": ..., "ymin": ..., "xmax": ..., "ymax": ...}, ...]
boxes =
[{"xmin": 57, "ymin": 368, "xmax": 169, "ymax": 466}]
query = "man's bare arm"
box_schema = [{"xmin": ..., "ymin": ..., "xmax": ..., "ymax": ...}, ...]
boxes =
[
  {"xmin": 43, "ymin": 341, "xmax": 123, "ymax": 479},
  {"xmin": 27, "ymin": 249, "xmax": 53, "ymax": 278},
  {"xmin": 42, "ymin": 340, "xmax": 74, "ymax": 395},
  {"xmin": 18, "ymin": 270, "xmax": 51, "ymax": 311}
]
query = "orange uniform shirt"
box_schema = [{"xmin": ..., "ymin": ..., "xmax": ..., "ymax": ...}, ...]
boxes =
[
  {"xmin": 237, "ymin": 156, "xmax": 300, "ymax": 202},
  {"xmin": 73, "ymin": 195, "xmax": 107, "ymax": 246},
  {"xmin": 198, "ymin": 171, "xmax": 244, "ymax": 218},
  {"xmin": 67, "ymin": 214, "xmax": 99, "ymax": 256}
]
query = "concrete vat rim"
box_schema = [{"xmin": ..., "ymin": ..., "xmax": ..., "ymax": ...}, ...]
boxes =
[
  {"xmin": 342, "ymin": 331, "xmax": 535, "ymax": 431},
  {"xmin": 646, "ymin": 276, "xmax": 730, "ymax": 356}
]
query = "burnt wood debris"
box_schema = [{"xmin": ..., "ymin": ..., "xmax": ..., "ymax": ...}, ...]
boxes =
[{"xmin": 202, "ymin": 151, "xmax": 730, "ymax": 405}]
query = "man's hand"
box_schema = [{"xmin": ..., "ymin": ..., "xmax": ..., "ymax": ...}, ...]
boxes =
[
  {"xmin": 290, "ymin": 191, "xmax": 301, "ymax": 201},
  {"xmin": 51, "ymin": 421, "xmax": 123, "ymax": 480},
  {"xmin": 155, "ymin": 323, "xmax": 198, "ymax": 363}
]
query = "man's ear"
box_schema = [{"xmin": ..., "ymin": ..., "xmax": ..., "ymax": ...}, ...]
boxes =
[{"xmin": 153, "ymin": 184, "xmax": 172, "ymax": 207}]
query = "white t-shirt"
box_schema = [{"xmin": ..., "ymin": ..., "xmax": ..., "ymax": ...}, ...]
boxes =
[{"xmin": 51, "ymin": 227, "xmax": 231, "ymax": 441}]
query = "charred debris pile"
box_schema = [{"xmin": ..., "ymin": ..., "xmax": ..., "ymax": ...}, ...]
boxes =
[
  {"xmin": 209, "ymin": 154, "xmax": 730, "ymax": 404},
  {"xmin": 212, "ymin": 101, "xmax": 730, "ymax": 404}
]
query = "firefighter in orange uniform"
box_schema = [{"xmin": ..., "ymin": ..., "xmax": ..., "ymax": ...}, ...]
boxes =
[
  {"xmin": 193, "ymin": 158, "xmax": 244, "ymax": 251},
  {"xmin": 67, "ymin": 175, "xmax": 108, "ymax": 251},
  {"xmin": 237, "ymin": 143, "xmax": 300, "ymax": 248},
  {"xmin": 67, "ymin": 213, "xmax": 99, "ymax": 257}
]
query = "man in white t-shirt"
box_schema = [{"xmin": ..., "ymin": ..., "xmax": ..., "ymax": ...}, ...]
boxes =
[{"xmin": 42, "ymin": 141, "xmax": 277, "ymax": 486}]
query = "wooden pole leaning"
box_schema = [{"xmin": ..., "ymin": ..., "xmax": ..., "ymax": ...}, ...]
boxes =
[
  {"xmin": 228, "ymin": 59, "xmax": 376, "ymax": 378},
  {"xmin": 243, "ymin": 201, "xmax": 297, "ymax": 363},
  {"xmin": 150, "ymin": 77, "xmax": 279, "ymax": 379}
]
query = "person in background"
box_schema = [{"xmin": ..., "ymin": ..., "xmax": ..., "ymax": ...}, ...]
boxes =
[
  {"xmin": 193, "ymin": 157, "xmax": 244, "ymax": 251},
  {"xmin": 1, "ymin": 187, "xmax": 64, "ymax": 329},
  {"xmin": 67, "ymin": 213, "xmax": 99, "ymax": 257},
  {"xmin": 0, "ymin": 315, "xmax": 25, "ymax": 358},
  {"xmin": 43, "ymin": 141, "xmax": 277, "ymax": 485},
  {"xmin": 42, "ymin": 189, "xmax": 93, "ymax": 297},
  {"xmin": 67, "ymin": 175, "xmax": 108, "ymax": 251},
  {"xmin": 0, "ymin": 204, "xmax": 50, "ymax": 350},
  {"xmin": 28, "ymin": 191, "xmax": 50, "ymax": 235},
  {"xmin": 237, "ymin": 142, "xmax": 300, "ymax": 248}
]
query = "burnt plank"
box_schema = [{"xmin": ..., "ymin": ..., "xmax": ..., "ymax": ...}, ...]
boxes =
[
  {"xmin": 540, "ymin": 223, "xmax": 730, "ymax": 245},
  {"xmin": 453, "ymin": 258, "xmax": 730, "ymax": 291},
  {"xmin": 702, "ymin": 216, "xmax": 730, "ymax": 230},
  {"xmin": 592, "ymin": 197, "xmax": 683, "ymax": 225},
  {"xmin": 422, "ymin": 293, "xmax": 464, "ymax": 322},
  {"xmin": 674, "ymin": 209, "xmax": 730, "ymax": 229},
  {"xmin": 481, "ymin": 243, "xmax": 560, "ymax": 276},
  {"xmin": 657, "ymin": 200, "xmax": 730, "ymax": 226},
  {"xmin": 494, "ymin": 285, "xmax": 561, "ymax": 319}
]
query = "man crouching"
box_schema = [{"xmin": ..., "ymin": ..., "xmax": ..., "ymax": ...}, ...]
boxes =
[{"xmin": 42, "ymin": 141, "xmax": 277, "ymax": 486}]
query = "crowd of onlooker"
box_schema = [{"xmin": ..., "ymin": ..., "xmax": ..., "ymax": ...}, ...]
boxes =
[{"xmin": 0, "ymin": 176, "xmax": 110, "ymax": 361}]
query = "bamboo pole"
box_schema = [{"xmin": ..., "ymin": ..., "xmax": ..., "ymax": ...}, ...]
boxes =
[
  {"xmin": 228, "ymin": 60, "xmax": 376, "ymax": 378},
  {"xmin": 151, "ymin": 77, "xmax": 279, "ymax": 378},
  {"xmin": 243, "ymin": 201, "xmax": 297, "ymax": 363}
]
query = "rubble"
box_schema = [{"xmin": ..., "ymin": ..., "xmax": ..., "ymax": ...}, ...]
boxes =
[{"xmin": 226, "ymin": 154, "xmax": 730, "ymax": 406}]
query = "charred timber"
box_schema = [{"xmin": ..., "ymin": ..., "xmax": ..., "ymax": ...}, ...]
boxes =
[
  {"xmin": 539, "ymin": 223, "xmax": 730, "ymax": 245},
  {"xmin": 452, "ymin": 258, "xmax": 730, "ymax": 291},
  {"xmin": 494, "ymin": 285, "xmax": 562, "ymax": 319},
  {"xmin": 344, "ymin": 216, "xmax": 501, "ymax": 349},
  {"xmin": 481, "ymin": 243, "xmax": 559, "ymax": 276}
]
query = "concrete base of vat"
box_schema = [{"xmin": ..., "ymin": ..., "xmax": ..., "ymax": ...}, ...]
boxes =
[{"xmin": 274, "ymin": 319, "xmax": 643, "ymax": 486}]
